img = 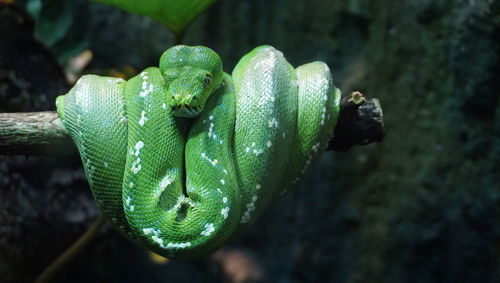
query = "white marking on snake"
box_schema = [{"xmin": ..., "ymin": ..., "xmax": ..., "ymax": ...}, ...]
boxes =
[
  {"xmin": 111, "ymin": 78, "xmax": 124, "ymax": 83},
  {"xmin": 74, "ymin": 81, "xmax": 91, "ymax": 108},
  {"xmin": 134, "ymin": 141, "xmax": 145, "ymax": 156},
  {"xmin": 131, "ymin": 158, "xmax": 142, "ymax": 174},
  {"xmin": 152, "ymin": 235, "xmax": 163, "ymax": 246},
  {"xmin": 220, "ymin": 179, "xmax": 225, "ymax": 185},
  {"xmin": 201, "ymin": 152, "xmax": 220, "ymax": 168},
  {"xmin": 139, "ymin": 72, "xmax": 152, "ymax": 96},
  {"xmin": 223, "ymin": 197, "xmax": 228, "ymax": 203},
  {"xmin": 300, "ymin": 155, "xmax": 313, "ymax": 174},
  {"xmin": 208, "ymin": 123, "xmax": 215, "ymax": 138},
  {"xmin": 159, "ymin": 176, "xmax": 172, "ymax": 189},
  {"xmin": 139, "ymin": 82, "xmax": 153, "ymax": 97},
  {"xmin": 240, "ymin": 194, "xmax": 258, "ymax": 224},
  {"xmin": 221, "ymin": 207, "xmax": 229, "ymax": 219},
  {"xmin": 252, "ymin": 149, "xmax": 263, "ymax": 156},
  {"xmin": 153, "ymin": 176, "xmax": 172, "ymax": 198},
  {"xmin": 312, "ymin": 142, "xmax": 321, "ymax": 153},
  {"xmin": 138, "ymin": 111, "xmax": 148, "ymax": 126},
  {"xmin": 143, "ymin": 227, "xmax": 167, "ymax": 247},
  {"xmin": 166, "ymin": 242, "xmax": 191, "ymax": 249},
  {"xmin": 267, "ymin": 141, "xmax": 272, "ymax": 147},
  {"xmin": 201, "ymin": 223, "xmax": 215, "ymax": 236}
]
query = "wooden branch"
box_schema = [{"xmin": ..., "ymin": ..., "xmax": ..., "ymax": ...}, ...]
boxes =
[
  {"xmin": 328, "ymin": 91, "xmax": 385, "ymax": 151},
  {"xmin": 0, "ymin": 111, "xmax": 76, "ymax": 156},
  {"xmin": 0, "ymin": 92, "xmax": 384, "ymax": 156}
]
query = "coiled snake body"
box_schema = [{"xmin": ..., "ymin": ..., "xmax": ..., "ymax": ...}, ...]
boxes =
[{"xmin": 56, "ymin": 45, "xmax": 340, "ymax": 259}]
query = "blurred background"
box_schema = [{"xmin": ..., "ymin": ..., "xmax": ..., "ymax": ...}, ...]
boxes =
[{"xmin": 0, "ymin": 0, "xmax": 499, "ymax": 282}]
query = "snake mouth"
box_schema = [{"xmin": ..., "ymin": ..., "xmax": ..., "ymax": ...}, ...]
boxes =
[{"xmin": 171, "ymin": 104, "xmax": 202, "ymax": 118}]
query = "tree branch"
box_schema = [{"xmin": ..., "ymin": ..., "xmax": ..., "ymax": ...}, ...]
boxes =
[
  {"xmin": 0, "ymin": 92, "xmax": 384, "ymax": 155},
  {"xmin": 0, "ymin": 111, "xmax": 76, "ymax": 156},
  {"xmin": 328, "ymin": 91, "xmax": 385, "ymax": 151}
]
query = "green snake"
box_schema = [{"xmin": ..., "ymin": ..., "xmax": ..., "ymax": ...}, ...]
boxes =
[{"xmin": 56, "ymin": 45, "xmax": 340, "ymax": 260}]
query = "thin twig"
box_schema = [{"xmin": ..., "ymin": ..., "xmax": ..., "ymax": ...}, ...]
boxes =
[{"xmin": 34, "ymin": 215, "xmax": 107, "ymax": 283}]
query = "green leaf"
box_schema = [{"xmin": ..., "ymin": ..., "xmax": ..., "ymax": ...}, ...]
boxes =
[
  {"xmin": 93, "ymin": 0, "xmax": 217, "ymax": 36},
  {"xmin": 26, "ymin": 0, "xmax": 42, "ymax": 19}
]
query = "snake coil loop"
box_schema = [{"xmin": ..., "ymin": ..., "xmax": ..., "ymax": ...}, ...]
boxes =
[{"xmin": 56, "ymin": 45, "xmax": 340, "ymax": 259}]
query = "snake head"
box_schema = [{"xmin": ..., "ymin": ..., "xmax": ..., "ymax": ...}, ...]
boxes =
[{"xmin": 160, "ymin": 45, "xmax": 224, "ymax": 118}]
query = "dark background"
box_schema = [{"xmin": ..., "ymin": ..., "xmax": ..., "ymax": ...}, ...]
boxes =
[{"xmin": 0, "ymin": 0, "xmax": 499, "ymax": 282}]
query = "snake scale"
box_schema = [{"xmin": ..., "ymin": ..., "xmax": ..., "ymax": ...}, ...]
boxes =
[{"xmin": 56, "ymin": 45, "xmax": 340, "ymax": 260}]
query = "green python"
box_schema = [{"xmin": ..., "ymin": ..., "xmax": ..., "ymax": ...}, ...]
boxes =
[{"xmin": 56, "ymin": 45, "xmax": 340, "ymax": 260}]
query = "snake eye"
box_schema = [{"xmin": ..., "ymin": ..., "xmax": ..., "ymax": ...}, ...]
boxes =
[
  {"xmin": 203, "ymin": 74, "xmax": 212, "ymax": 88},
  {"xmin": 163, "ymin": 71, "xmax": 174, "ymax": 85}
]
